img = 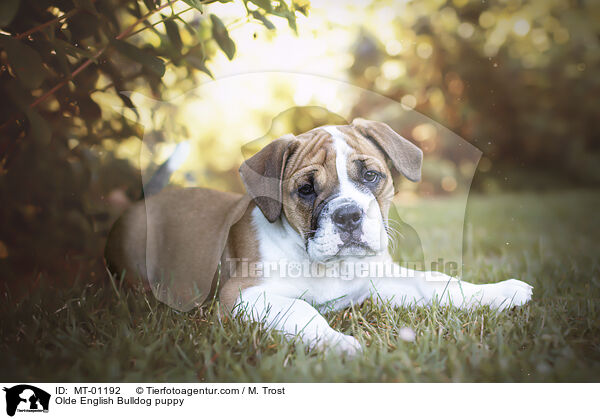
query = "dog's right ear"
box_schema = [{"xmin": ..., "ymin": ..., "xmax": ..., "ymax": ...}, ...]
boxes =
[
  {"xmin": 351, "ymin": 118, "xmax": 422, "ymax": 183},
  {"xmin": 239, "ymin": 135, "xmax": 297, "ymax": 223}
]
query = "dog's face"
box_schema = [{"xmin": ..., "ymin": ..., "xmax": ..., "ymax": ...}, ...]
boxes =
[
  {"xmin": 240, "ymin": 119, "xmax": 423, "ymax": 262},
  {"xmin": 282, "ymin": 126, "xmax": 394, "ymax": 261}
]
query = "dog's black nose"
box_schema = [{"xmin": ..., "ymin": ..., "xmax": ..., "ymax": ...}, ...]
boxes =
[{"xmin": 332, "ymin": 204, "xmax": 362, "ymax": 232}]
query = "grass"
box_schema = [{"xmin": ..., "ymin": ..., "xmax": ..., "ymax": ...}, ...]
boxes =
[{"xmin": 1, "ymin": 189, "xmax": 600, "ymax": 382}]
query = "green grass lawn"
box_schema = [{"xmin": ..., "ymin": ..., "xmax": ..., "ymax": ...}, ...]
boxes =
[{"xmin": 2, "ymin": 189, "xmax": 600, "ymax": 382}]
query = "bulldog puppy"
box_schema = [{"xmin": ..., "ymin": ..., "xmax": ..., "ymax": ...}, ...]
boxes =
[{"xmin": 105, "ymin": 118, "xmax": 532, "ymax": 355}]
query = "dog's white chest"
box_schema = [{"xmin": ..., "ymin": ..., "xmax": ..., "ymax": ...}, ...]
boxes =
[{"xmin": 251, "ymin": 206, "xmax": 372, "ymax": 309}]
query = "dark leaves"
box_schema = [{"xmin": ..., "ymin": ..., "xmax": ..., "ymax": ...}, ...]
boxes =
[
  {"xmin": 210, "ymin": 14, "xmax": 236, "ymax": 60},
  {"xmin": 249, "ymin": 0, "xmax": 273, "ymax": 12},
  {"xmin": 293, "ymin": 0, "xmax": 309, "ymax": 17},
  {"xmin": 73, "ymin": 0, "xmax": 99, "ymax": 16},
  {"xmin": 252, "ymin": 10, "xmax": 275, "ymax": 30},
  {"xmin": 66, "ymin": 12, "xmax": 100, "ymax": 40},
  {"xmin": 186, "ymin": 44, "xmax": 213, "ymax": 78},
  {"xmin": 53, "ymin": 38, "xmax": 96, "ymax": 61},
  {"xmin": 0, "ymin": 0, "xmax": 20, "ymax": 27},
  {"xmin": 77, "ymin": 96, "xmax": 102, "ymax": 121},
  {"xmin": 248, "ymin": 0, "xmax": 303, "ymax": 33},
  {"xmin": 271, "ymin": 1, "xmax": 298, "ymax": 32},
  {"xmin": 163, "ymin": 15, "xmax": 183, "ymax": 51},
  {"xmin": 0, "ymin": 35, "xmax": 46, "ymax": 89},
  {"xmin": 5, "ymin": 78, "xmax": 51, "ymax": 144},
  {"xmin": 182, "ymin": 0, "xmax": 204, "ymax": 12},
  {"xmin": 0, "ymin": 0, "xmax": 313, "ymax": 284},
  {"xmin": 117, "ymin": 92, "xmax": 136, "ymax": 110},
  {"xmin": 143, "ymin": 0, "xmax": 159, "ymax": 10},
  {"xmin": 25, "ymin": 109, "xmax": 51, "ymax": 144},
  {"xmin": 111, "ymin": 39, "xmax": 166, "ymax": 77},
  {"xmin": 187, "ymin": 56, "xmax": 214, "ymax": 78}
]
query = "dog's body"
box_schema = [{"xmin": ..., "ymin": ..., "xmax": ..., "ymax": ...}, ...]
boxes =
[{"xmin": 106, "ymin": 119, "xmax": 532, "ymax": 354}]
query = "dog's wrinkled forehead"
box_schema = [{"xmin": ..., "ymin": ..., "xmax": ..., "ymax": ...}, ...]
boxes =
[
  {"xmin": 283, "ymin": 125, "xmax": 387, "ymax": 180},
  {"xmin": 280, "ymin": 125, "xmax": 393, "ymax": 261},
  {"xmin": 239, "ymin": 119, "xmax": 422, "ymax": 223}
]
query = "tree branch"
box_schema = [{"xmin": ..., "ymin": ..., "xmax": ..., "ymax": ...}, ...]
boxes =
[
  {"xmin": 28, "ymin": 1, "xmax": 175, "ymax": 110},
  {"xmin": 15, "ymin": 9, "xmax": 80, "ymax": 40}
]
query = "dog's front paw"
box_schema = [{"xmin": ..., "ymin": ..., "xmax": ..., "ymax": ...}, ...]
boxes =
[
  {"xmin": 314, "ymin": 332, "xmax": 362, "ymax": 356},
  {"xmin": 334, "ymin": 334, "xmax": 362, "ymax": 356},
  {"xmin": 487, "ymin": 278, "xmax": 533, "ymax": 310}
]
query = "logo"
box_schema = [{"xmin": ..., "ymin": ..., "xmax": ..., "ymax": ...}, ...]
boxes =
[{"xmin": 2, "ymin": 385, "xmax": 50, "ymax": 417}]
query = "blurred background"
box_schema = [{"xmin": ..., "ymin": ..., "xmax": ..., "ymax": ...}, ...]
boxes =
[{"xmin": 0, "ymin": 0, "xmax": 599, "ymax": 289}]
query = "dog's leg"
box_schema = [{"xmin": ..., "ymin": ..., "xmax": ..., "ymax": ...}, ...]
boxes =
[
  {"xmin": 370, "ymin": 269, "xmax": 532, "ymax": 310},
  {"xmin": 233, "ymin": 286, "xmax": 362, "ymax": 355}
]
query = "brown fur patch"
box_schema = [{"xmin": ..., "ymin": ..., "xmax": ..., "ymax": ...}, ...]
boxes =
[
  {"xmin": 219, "ymin": 202, "xmax": 261, "ymax": 312},
  {"xmin": 280, "ymin": 126, "xmax": 395, "ymax": 242},
  {"xmin": 219, "ymin": 125, "xmax": 397, "ymax": 312}
]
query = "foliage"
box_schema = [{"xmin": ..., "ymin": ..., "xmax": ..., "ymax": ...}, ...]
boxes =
[
  {"xmin": 0, "ymin": 0, "xmax": 308, "ymax": 280},
  {"xmin": 348, "ymin": 0, "xmax": 600, "ymax": 191},
  {"xmin": 0, "ymin": 0, "xmax": 598, "ymax": 299},
  {"xmin": 2, "ymin": 190, "xmax": 599, "ymax": 381}
]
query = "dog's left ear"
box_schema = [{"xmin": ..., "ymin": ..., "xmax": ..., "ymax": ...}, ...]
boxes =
[
  {"xmin": 351, "ymin": 118, "xmax": 422, "ymax": 182},
  {"xmin": 239, "ymin": 135, "xmax": 297, "ymax": 223}
]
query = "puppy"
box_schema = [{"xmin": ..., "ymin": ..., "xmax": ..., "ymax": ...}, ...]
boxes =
[{"xmin": 105, "ymin": 118, "xmax": 532, "ymax": 354}]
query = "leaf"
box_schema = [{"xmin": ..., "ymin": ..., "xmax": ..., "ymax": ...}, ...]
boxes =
[
  {"xmin": 96, "ymin": 3, "xmax": 120, "ymax": 35},
  {"xmin": 249, "ymin": 0, "xmax": 272, "ymax": 12},
  {"xmin": 182, "ymin": 0, "xmax": 204, "ymax": 12},
  {"xmin": 5, "ymin": 76, "xmax": 30, "ymax": 110},
  {"xmin": 66, "ymin": 12, "xmax": 100, "ymax": 39},
  {"xmin": 25, "ymin": 109, "xmax": 51, "ymax": 144},
  {"xmin": 286, "ymin": 14, "xmax": 297, "ymax": 32},
  {"xmin": 251, "ymin": 10, "xmax": 275, "ymax": 30},
  {"xmin": 53, "ymin": 42, "xmax": 71, "ymax": 76},
  {"xmin": 210, "ymin": 14, "xmax": 235, "ymax": 60},
  {"xmin": 162, "ymin": 15, "xmax": 183, "ymax": 51},
  {"xmin": 111, "ymin": 39, "xmax": 165, "ymax": 77},
  {"xmin": 143, "ymin": 0, "xmax": 158, "ymax": 10},
  {"xmin": 117, "ymin": 92, "xmax": 137, "ymax": 114},
  {"xmin": 54, "ymin": 38, "xmax": 96, "ymax": 61},
  {"xmin": 186, "ymin": 55, "xmax": 213, "ymax": 78},
  {"xmin": 292, "ymin": 0, "xmax": 309, "ymax": 17},
  {"xmin": 177, "ymin": 15, "xmax": 198, "ymax": 36},
  {"xmin": 0, "ymin": 0, "xmax": 20, "ymax": 27},
  {"xmin": 41, "ymin": 21, "xmax": 57, "ymax": 41},
  {"xmin": 0, "ymin": 35, "xmax": 46, "ymax": 89},
  {"xmin": 126, "ymin": 2, "xmax": 142, "ymax": 18},
  {"xmin": 77, "ymin": 96, "xmax": 102, "ymax": 121},
  {"xmin": 4, "ymin": 81, "xmax": 50, "ymax": 146},
  {"xmin": 272, "ymin": 1, "xmax": 297, "ymax": 33},
  {"xmin": 186, "ymin": 44, "xmax": 213, "ymax": 78},
  {"xmin": 73, "ymin": 0, "xmax": 99, "ymax": 16}
]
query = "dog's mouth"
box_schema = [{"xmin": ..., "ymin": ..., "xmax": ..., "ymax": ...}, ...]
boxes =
[
  {"xmin": 307, "ymin": 239, "xmax": 377, "ymax": 263},
  {"xmin": 336, "ymin": 240, "xmax": 377, "ymax": 256}
]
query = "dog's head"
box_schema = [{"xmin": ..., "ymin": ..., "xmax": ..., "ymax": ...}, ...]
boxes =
[{"xmin": 240, "ymin": 118, "xmax": 422, "ymax": 262}]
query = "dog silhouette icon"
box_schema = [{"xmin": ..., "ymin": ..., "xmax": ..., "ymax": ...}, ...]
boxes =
[{"xmin": 3, "ymin": 385, "xmax": 50, "ymax": 417}]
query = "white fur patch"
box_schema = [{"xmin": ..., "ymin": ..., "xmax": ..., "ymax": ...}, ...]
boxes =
[
  {"xmin": 230, "ymin": 128, "xmax": 532, "ymax": 354},
  {"xmin": 306, "ymin": 126, "xmax": 387, "ymax": 261}
]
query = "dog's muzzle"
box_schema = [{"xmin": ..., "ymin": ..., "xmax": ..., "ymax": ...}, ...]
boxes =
[
  {"xmin": 332, "ymin": 203, "xmax": 363, "ymax": 242},
  {"xmin": 306, "ymin": 194, "xmax": 379, "ymax": 261}
]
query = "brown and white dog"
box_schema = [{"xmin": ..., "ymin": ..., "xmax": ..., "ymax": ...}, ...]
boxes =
[{"xmin": 105, "ymin": 118, "xmax": 532, "ymax": 354}]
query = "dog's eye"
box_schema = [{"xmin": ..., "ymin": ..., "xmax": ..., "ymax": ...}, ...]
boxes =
[
  {"xmin": 362, "ymin": 170, "xmax": 380, "ymax": 183},
  {"xmin": 298, "ymin": 183, "xmax": 315, "ymax": 196}
]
